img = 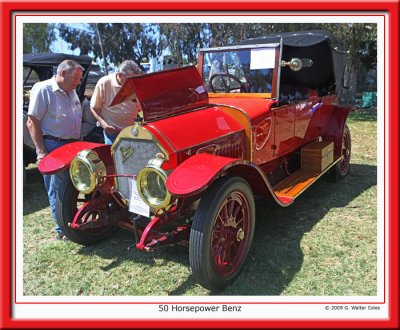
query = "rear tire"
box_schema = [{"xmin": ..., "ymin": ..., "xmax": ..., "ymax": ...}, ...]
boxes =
[
  {"xmin": 327, "ymin": 124, "xmax": 351, "ymax": 182},
  {"xmin": 56, "ymin": 174, "xmax": 117, "ymax": 245},
  {"xmin": 189, "ymin": 176, "xmax": 255, "ymax": 292}
]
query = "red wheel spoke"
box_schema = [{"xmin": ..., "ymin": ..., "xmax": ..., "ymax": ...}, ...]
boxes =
[
  {"xmin": 228, "ymin": 198, "xmax": 235, "ymax": 218},
  {"xmin": 232, "ymin": 204, "xmax": 241, "ymax": 219},
  {"xmin": 210, "ymin": 190, "xmax": 251, "ymax": 277}
]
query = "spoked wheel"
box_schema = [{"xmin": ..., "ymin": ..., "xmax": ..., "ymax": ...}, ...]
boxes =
[
  {"xmin": 189, "ymin": 176, "xmax": 255, "ymax": 292},
  {"xmin": 56, "ymin": 173, "xmax": 117, "ymax": 245},
  {"xmin": 328, "ymin": 124, "xmax": 351, "ymax": 182}
]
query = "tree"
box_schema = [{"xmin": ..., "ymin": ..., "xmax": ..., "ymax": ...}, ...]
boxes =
[
  {"xmin": 57, "ymin": 23, "xmax": 161, "ymax": 72},
  {"xmin": 56, "ymin": 22, "xmax": 376, "ymax": 98},
  {"xmin": 23, "ymin": 23, "xmax": 56, "ymax": 54}
]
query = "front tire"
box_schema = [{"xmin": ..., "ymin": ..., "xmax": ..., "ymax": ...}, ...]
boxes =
[
  {"xmin": 56, "ymin": 173, "xmax": 117, "ymax": 245},
  {"xmin": 189, "ymin": 176, "xmax": 255, "ymax": 292}
]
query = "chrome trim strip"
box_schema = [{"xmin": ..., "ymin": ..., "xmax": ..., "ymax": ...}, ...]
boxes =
[
  {"xmin": 199, "ymin": 43, "xmax": 280, "ymax": 52},
  {"xmin": 276, "ymin": 37, "xmax": 283, "ymax": 100}
]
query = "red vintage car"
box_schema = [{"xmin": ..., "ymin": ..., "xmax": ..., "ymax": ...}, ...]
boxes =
[{"xmin": 39, "ymin": 30, "xmax": 352, "ymax": 292}]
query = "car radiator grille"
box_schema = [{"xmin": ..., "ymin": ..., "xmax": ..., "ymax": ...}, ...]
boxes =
[{"xmin": 113, "ymin": 138, "xmax": 163, "ymax": 201}]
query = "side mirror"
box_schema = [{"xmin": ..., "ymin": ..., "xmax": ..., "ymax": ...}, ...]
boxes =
[{"xmin": 280, "ymin": 58, "xmax": 313, "ymax": 71}]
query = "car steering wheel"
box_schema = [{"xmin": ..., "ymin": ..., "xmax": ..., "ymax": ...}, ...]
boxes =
[{"xmin": 209, "ymin": 73, "xmax": 244, "ymax": 93}]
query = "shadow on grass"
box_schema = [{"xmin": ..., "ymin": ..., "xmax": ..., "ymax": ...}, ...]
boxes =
[
  {"xmin": 73, "ymin": 162, "xmax": 376, "ymax": 296},
  {"xmin": 23, "ymin": 166, "xmax": 50, "ymax": 215}
]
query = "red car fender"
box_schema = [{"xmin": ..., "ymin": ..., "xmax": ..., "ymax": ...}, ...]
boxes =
[
  {"xmin": 322, "ymin": 105, "xmax": 352, "ymax": 156},
  {"xmin": 166, "ymin": 153, "xmax": 292, "ymax": 207},
  {"xmin": 166, "ymin": 153, "xmax": 240, "ymax": 197},
  {"xmin": 38, "ymin": 141, "xmax": 106, "ymax": 175}
]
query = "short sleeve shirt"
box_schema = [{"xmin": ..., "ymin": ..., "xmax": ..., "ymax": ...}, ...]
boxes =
[
  {"xmin": 28, "ymin": 76, "xmax": 82, "ymax": 139},
  {"xmin": 90, "ymin": 73, "xmax": 137, "ymax": 130}
]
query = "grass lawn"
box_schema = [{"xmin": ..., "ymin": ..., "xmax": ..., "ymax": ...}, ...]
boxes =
[{"xmin": 22, "ymin": 108, "xmax": 378, "ymax": 296}]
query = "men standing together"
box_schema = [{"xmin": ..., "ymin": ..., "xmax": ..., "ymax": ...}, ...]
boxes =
[{"xmin": 26, "ymin": 58, "xmax": 142, "ymax": 240}]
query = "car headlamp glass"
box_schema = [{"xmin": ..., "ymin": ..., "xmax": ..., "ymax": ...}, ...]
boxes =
[
  {"xmin": 69, "ymin": 150, "xmax": 107, "ymax": 194},
  {"xmin": 137, "ymin": 158, "xmax": 171, "ymax": 209}
]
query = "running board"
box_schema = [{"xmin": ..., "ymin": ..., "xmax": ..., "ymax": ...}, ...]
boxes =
[{"xmin": 272, "ymin": 156, "xmax": 342, "ymax": 204}]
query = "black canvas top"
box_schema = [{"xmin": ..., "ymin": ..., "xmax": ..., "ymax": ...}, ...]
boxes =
[
  {"xmin": 23, "ymin": 52, "xmax": 92, "ymax": 67},
  {"xmin": 239, "ymin": 30, "xmax": 346, "ymax": 51},
  {"xmin": 23, "ymin": 53, "xmax": 93, "ymax": 101},
  {"xmin": 240, "ymin": 30, "xmax": 348, "ymax": 96}
]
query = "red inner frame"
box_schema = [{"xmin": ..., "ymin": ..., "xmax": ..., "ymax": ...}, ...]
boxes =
[{"xmin": 2, "ymin": 2, "xmax": 398, "ymax": 329}]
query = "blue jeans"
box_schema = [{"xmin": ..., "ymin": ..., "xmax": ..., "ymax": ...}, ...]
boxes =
[
  {"xmin": 43, "ymin": 139, "xmax": 69, "ymax": 235},
  {"xmin": 103, "ymin": 130, "xmax": 119, "ymax": 145}
]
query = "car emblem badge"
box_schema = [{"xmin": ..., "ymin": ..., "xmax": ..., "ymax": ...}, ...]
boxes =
[
  {"xmin": 120, "ymin": 146, "xmax": 134, "ymax": 162},
  {"xmin": 132, "ymin": 127, "xmax": 139, "ymax": 136}
]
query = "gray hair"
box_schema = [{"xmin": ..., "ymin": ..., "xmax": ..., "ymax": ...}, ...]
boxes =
[
  {"xmin": 117, "ymin": 60, "xmax": 141, "ymax": 75},
  {"xmin": 57, "ymin": 59, "xmax": 84, "ymax": 74}
]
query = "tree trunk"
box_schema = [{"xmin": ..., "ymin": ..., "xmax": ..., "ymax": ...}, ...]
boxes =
[{"xmin": 340, "ymin": 59, "xmax": 357, "ymax": 105}]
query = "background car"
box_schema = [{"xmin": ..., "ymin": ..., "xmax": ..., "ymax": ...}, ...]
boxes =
[
  {"xmin": 23, "ymin": 52, "xmax": 104, "ymax": 178},
  {"xmin": 38, "ymin": 31, "xmax": 352, "ymax": 292}
]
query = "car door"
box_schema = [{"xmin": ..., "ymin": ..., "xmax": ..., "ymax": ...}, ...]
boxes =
[{"xmin": 272, "ymin": 103, "xmax": 296, "ymax": 157}]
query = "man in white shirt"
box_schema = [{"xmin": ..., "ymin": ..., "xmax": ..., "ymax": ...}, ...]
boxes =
[
  {"xmin": 27, "ymin": 59, "xmax": 84, "ymax": 240},
  {"xmin": 90, "ymin": 60, "xmax": 142, "ymax": 144}
]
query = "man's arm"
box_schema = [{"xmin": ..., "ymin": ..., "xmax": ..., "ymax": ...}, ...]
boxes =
[
  {"xmin": 90, "ymin": 80, "xmax": 118, "ymax": 134},
  {"xmin": 26, "ymin": 115, "xmax": 47, "ymax": 161},
  {"xmin": 90, "ymin": 106, "xmax": 117, "ymax": 134}
]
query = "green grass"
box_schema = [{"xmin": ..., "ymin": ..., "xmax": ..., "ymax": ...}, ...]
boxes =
[{"xmin": 22, "ymin": 108, "xmax": 378, "ymax": 296}]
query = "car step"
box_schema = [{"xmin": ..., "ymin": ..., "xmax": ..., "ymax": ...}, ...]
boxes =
[{"xmin": 272, "ymin": 156, "xmax": 341, "ymax": 204}]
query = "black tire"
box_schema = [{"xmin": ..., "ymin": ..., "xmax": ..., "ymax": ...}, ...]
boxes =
[
  {"xmin": 327, "ymin": 124, "xmax": 351, "ymax": 182},
  {"xmin": 56, "ymin": 173, "xmax": 117, "ymax": 245},
  {"xmin": 189, "ymin": 176, "xmax": 255, "ymax": 292}
]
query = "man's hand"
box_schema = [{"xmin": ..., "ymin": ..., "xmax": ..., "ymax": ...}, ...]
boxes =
[
  {"xmin": 27, "ymin": 115, "xmax": 47, "ymax": 163},
  {"xmin": 36, "ymin": 150, "xmax": 48, "ymax": 164},
  {"xmin": 104, "ymin": 125, "xmax": 118, "ymax": 135}
]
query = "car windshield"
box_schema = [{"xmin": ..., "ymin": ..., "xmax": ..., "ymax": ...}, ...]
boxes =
[{"xmin": 201, "ymin": 46, "xmax": 277, "ymax": 94}]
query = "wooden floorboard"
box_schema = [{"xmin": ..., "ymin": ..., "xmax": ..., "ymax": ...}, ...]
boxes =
[
  {"xmin": 272, "ymin": 154, "xmax": 341, "ymax": 202},
  {"xmin": 273, "ymin": 169, "xmax": 320, "ymax": 198}
]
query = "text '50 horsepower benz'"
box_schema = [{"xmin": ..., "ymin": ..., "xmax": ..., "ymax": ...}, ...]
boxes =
[{"xmin": 39, "ymin": 31, "xmax": 352, "ymax": 292}]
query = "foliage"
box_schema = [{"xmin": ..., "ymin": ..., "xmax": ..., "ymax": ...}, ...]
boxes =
[
  {"xmin": 23, "ymin": 22, "xmax": 377, "ymax": 100},
  {"xmin": 55, "ymin": 23, "xmax": 376, "ymax": 72},
  {"xmin": 23, "ymin": 23, "xmax": 57, "ymax": 54},
  {"xmin": 57, "ymin": 23, "xmax": 160, "ymax": 72}
]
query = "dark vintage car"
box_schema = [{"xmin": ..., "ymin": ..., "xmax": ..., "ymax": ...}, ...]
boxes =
[
  {"xmin": 38, "ymin": 31, "xmax": 352, "ymax": 292},
  {"xmin": 23, "ymin": 52, "xmax": 103, "ymax": 169}
]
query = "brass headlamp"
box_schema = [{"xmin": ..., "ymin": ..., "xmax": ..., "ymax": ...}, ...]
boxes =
[
  {"xmin": 69, "ymin": 150, "xmax": 107, "ymax": 194},
  {"xmin": 136, "ymin": 157, "xmax": 171, "ymax": 209}
]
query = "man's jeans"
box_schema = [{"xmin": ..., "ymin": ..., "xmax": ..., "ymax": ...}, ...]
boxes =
[
  {"xmin": 103, "ymin": 130, "xmax": 119, "ymax": 145},
  {"xmin": 43, "ymin": 139, "xmax": 68, "ymax": 235}
]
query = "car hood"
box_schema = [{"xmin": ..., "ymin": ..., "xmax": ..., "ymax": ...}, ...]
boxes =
[{"xmin": 111, "ymin": 66, "xmax": 209, "ymax": 122}]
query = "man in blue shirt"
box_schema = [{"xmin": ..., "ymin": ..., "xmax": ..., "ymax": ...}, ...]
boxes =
[{"xmin": 27, "ymin": 59, "xmax": 84, "ymax": 240}]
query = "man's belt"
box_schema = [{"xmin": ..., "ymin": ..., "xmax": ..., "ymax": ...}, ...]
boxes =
[{"xmin": 43, "ymin": 135, "xmax": 79, "ymax": 143}]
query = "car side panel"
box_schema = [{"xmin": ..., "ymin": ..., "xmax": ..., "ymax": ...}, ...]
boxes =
[
  {"xmin": 166, "ymin": 153, "xmax": 293, "ymax": 207},
  {"xmin": 272, "ymin": 105, "xmax": 296, "ymax": 157}
]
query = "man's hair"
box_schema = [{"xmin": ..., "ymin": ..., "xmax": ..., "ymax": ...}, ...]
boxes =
[
  {"xmin": 57, "ymin": 60, "xmax": 84, "ymax": 74},
  {"xmin": 117, "ymin": 60, "xmax": 141, "ymax": 75}
]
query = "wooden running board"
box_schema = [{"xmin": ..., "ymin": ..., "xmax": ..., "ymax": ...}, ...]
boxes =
[{"xmin": 272, "ymin": 156, "xmax": 341, "ymax": 204}]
